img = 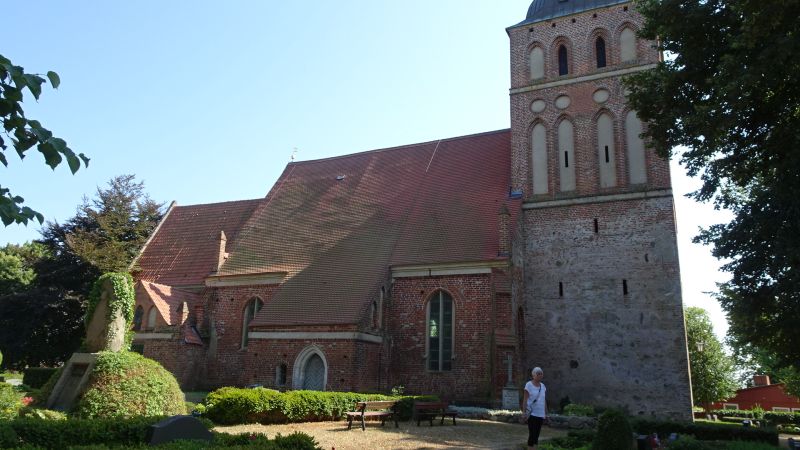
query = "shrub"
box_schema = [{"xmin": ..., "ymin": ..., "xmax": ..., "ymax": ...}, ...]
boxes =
[
  {"xmin": 201, "ymin": 387, "xmax": 437, "ymax": 425},
  {"xmin": 74, "ymin": 351, "xmax": 185, "ymax": 419},
  {"xmin": 19, "ymin": 407, "xmax": 68, "ymax": 420},
  {"xmin": 33, "ymin": 366, "xmax": 63, "ymax": 406},
  {"xmin": 0, "ymin": 422, "xmax": 17, "ymax": 449},
  {"xmin": 0, "ymin": 382, "xmax": 22, "ymax": 419},
  {"xmin": 23, "ymin": 367, "xmax": 58, "ymax": 389},
  {"xmin": 563, "ymin": 403, "xmax": 595, "ymax": 417},
  {"xmin": 592, "ymin": 409, "xmax": 633, "ymax": 450},
  {"xmin": 665, "ymin": 435, "xmax": 708, "ymax": 450},
  {"xmin": 547, "ymin": 429, "xmax": 595, "ymax": 449},
  {"xmin": 8, "ymin": 416, "xmax": 164, "ymax": 448},
  {"xmin": 0, "ymin": 348, "xmax": 3, "ymax": 368},
  {"xmin": 631, "ymin": 419, "xmax": 778, "ymax": 445}
]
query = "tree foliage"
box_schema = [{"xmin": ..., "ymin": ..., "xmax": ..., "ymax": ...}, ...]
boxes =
[
  {"xmin": 626, "ymin": 0, "xmax": 800, "ymax": 370},
  {"xmin": 728, "ymin": 338, "xmax": 800, "ymax": 398},
  {"xmin": 0, "ymin": 242, "xmax": 48, "ymax": 295},
  {"xmin": 685, "ymin": 307, "xmax": 738, "ymax": 410},
  {"xmin": 0, "ymin": 54, "xmax": 89, "ymax": 225},
  {"xmin": 0, "ymin": 175, "xmax": 162, "ymax": 369}
]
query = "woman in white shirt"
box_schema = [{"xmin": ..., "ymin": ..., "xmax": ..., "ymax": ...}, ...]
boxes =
[{"xmin": 521, "ymin": 367, "xmax": 547, "ymax": 450}]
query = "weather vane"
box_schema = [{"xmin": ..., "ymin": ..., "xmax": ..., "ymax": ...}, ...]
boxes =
[{"xmin": 291, "ymin": 147, "xmax": 299, "ymax": 162}]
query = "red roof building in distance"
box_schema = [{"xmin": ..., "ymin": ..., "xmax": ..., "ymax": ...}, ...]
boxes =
[
  {"xmin": 130, "ymin": 0, "xmax": 692, "ymax": 419},
  {"xmin": 712, "ymin": 376, "xmax": 800, "ymax": 412}
]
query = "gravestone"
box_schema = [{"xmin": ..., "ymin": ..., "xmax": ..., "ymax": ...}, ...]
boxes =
[
  {"xmin": 501, "ymin": 353, "xmax": 521, "ymax": 410},
  {"xmin": 147, "ymin": 415, "xmax": 213, "ymax": 445},
  {"xmin": 85, "ymin": 278, "xmax": 128, "ymax": 353},
  {"xmin": 47, "ymin": 277, "xmax": 129, "ymax": 411}
]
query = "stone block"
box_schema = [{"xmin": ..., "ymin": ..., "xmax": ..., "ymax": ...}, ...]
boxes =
[{"xmin": 146, "ymin": 415, "xmax": 213, "ymax": 446}]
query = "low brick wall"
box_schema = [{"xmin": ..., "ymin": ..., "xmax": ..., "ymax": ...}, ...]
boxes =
[{"xmin": 450, "ymin": 407, "xmax": 597, "ymax": 429}]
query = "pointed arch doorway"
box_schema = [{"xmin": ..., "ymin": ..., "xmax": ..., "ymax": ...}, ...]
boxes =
[{"xmin": 293, "ymin": 345, "xmax": 328, "ymax": 391}]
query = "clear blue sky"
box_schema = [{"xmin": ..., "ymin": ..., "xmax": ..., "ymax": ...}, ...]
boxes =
[{"xmin": 2, "ymin": 1, "xmax": 730, "ymax": 337}]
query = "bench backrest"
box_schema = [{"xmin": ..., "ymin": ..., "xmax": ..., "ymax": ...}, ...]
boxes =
[
  {"xmin": 356, "ymin": 401, "xmax": 397, "ymax": 411},
  {"xmin": 413, "ymin": 401, "xmax": 447, "ymax": 410}
]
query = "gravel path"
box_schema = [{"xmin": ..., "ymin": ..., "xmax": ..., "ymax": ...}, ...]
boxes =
[{"xmin": 216, "ymin": 419, "xmax": 567, "ymax": 450}]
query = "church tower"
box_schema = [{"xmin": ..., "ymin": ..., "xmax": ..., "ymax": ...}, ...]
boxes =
[{"xmin": 507, "ymin": 0, "xmax": 692, "ymax": 419}]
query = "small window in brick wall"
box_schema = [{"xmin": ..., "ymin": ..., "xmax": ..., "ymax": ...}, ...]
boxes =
[
  {"xmin": 623, "ymin": 279, "xmax": 629, "ymax": 295},
  {"xmin": 241, "ymin": 297, "xmax": 264, "ymax": 349},
  {"xmin": 132, "ymin": 305, "xmax": 144, "ymax": 331},
  {"xmin": 276, "ymin": 363, "xmax": 287, "ymax": 387},
  {"xmin": 427, "ymin": 291, "xmax": 454, "ymax": 371}
]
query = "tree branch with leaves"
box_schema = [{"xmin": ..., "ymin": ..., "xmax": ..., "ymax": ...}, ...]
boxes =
[{"xmin": 0, "ymin": 54, "xmax": 89, "ymax": 225}]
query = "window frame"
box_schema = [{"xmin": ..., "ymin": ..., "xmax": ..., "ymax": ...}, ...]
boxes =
[
  {"xmin": 425, "ymin": 290, "xmax": 455, "ymax": 372},
  {"xmin": 241, "ymin": 297, "xmax": 264, "ymax": 349}
]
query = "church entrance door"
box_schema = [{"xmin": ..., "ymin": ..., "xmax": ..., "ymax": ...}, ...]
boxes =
[{"xmin": 302, "ymin": 354, "xmax": 325, "ymax": 390}]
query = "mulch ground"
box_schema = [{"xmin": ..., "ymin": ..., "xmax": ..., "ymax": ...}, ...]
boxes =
[{"xmin": 215, "ymin": 419, "xmax": 568, "ymax": 450}]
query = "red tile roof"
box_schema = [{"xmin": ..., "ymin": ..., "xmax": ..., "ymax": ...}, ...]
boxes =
[
  {"xmin": 134, "ymin": 199, "xmax": 262, "ymax": 287},
  {"xmin": 217, "ymin": 129, "xmax": 514, "ymax": 327},
  {"xmin": 136, "ymin": 280, "xmax": 202, "ymax": 326}
]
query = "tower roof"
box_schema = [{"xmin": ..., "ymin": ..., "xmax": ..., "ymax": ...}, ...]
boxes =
[{"xmin": 516, "ymin": 0, "xmax": 629, "ymax": 26}]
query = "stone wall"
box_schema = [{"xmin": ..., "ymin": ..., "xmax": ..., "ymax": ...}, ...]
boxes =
[{"xmin": 520, "ymin": 196, "xmax": 691, "ymax": 419}]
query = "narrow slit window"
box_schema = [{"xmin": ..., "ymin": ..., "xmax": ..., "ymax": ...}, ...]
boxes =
[
  {"xmin": 604, "ymin": 145, "xmax": 610, "ymax": 163},
  {"xmin": 559, "ymin": 282, "xmax": 564, "ymax": 297},
  {"xmin": 564, "ymin": 151, "xmax": 569, "ymax": 167},
  {"xmin": 593, "ymin": 218, "xmax": 599, "ymax": 233},
  {"xmin": 558, "ymin": 45, "xmax": 568, "ymax": 76},
  {"xmin": 596, "ymin": 37, "xmax": 607, "ymax": 68},
  {"xmin": 623, "ymin": 279, "xmax": 629, "ymax": 295}
]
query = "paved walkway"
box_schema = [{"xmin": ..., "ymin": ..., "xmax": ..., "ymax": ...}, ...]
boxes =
[{"xmin": 216, "ymin": 418, "xmax": 568, "ymax": 450}]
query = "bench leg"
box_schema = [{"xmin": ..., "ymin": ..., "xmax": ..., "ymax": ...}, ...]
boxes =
[
  {"xmin": 361, "ymin": 414, "xmax": 366, "ymax": 431},
  {"xmin": 347, "ymin": 416, "xmax": 353, "ymax": 430}
]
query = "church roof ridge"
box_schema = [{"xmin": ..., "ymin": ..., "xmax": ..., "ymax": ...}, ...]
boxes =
[{"xmin": 288, "ymin": 128, "xmax": 511, "ymax": 166}]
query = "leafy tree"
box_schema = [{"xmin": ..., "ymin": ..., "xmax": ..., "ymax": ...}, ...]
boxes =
[
  {"xmin": 728, "ymin": 339, "xmax": 800, "ymax": 398},
  {"xmin": 0, "ymin": 242, "xmax": 48, "ymax": 295},
  {"xmin": 0, "ymin": 287, "xmax": 84, "ymax": 370},
  {"xmin": 0, "ymin": 54, "xmax": 89, "ymax": 225},
  {"xmin": 625, "ymin": 0, "xmax": 800, "ymax": 371},
  {"xmin": 0, "ymin": 175, "xmax": 162, "ymax": 368},
  {"xmin": 685, "ymin": 307, "xmax": 737, "ymax": 411}
]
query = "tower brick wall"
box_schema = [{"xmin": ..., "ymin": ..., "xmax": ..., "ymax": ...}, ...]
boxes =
[{"xmin": 508, "ymin": 1, "xmax": 693, "ymax": 420}]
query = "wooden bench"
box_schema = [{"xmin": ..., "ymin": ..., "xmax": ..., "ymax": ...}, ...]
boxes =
[
  {"xmin": 412, "ymin": 401, "xmax": 458, "ymax": 426},
  {"xmin": 346, "ymin": 401, "xmax": 399, "ymax": 430}
]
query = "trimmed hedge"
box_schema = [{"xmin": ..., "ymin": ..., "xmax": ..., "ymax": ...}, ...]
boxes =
[
  {"xmin": 631, "ymin": 418, "xmax": 779, "ymax": 445},
  {"xmin": 202, "ymin": 387, "xmax": 438, "ymax": 425},
  {"xmin": 712, "ymin": 408, "xmax": 800, "ymax": 426},
  {"xmin": 0, "ymin": 417, "xmax": 321, "ymax": 449},
  {"xmin": 7, "ymin": 416, "xmax": 164, "ymax": 448},
  {"xmin": 75, "ymin": 351, "xmax": 185, "ymax": 418},
  {"xmin": 23, "ymin": 367, "xmax": 58, "ymax": 389}
]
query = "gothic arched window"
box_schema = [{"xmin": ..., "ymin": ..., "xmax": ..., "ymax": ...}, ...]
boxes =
[
  {"xmin": 596, "ymin": 37, "xmax": 607, "ymax": 68},
  {"xmin": 146, "ymin": 306, "xmax": 157, "ymax": 330},
  {"xmin": 133, "ymin": 305, "xmax": 144, "ymax": 331},
  {"xmin": 241, "ymin": 297, "xmax": 263, "ymax": 348},
  {"xmin": 558, "ymin": 45, "xmax": 569, "ymax": 76},
  {"xmin": 427, "ymin": 291, "xmax": 453, "ymax": 371},
  {"xmin": 529, "ymin": 46, "xmax": 545, "ymax": 80},
  {"xmin": 620, "ymin": 27, "xmax": 637, "ymax": 62}
]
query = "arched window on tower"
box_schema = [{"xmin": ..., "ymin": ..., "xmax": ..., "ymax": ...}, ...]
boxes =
[
  {"xmin": 558, "ymin": 45, "xmax": 569, "ymax": 76},
  {"xmin": 427, "ymin": 291, "xmax": 453, "ymax": 371},
  {"xmin": 241, "ymin": 297, "xmax": 263, "ymax": 349},
  {"xmin": 595, "ymin": 37, "xmax": 607, "ymax": 68},
  {"xmin": 531, "ymin": 123, "xmax": 548, "ymax": 195},
  {"xmin": 620, "ymin": 27, "xmax": 637, "ymax": 62},
  {"xmin": 625, "ymin": 111, "xmax": 647, "ymax": 184},
  {"xmin": 558, "ymin": 119, "xmax": 576, "ymax": 192},
  {"xmin": 596, "ymin": 113, "xmax": 617, "ymax": 188},
  {"xmin": 529, "ymin": 47, "xmax": 544, "ymax": 80},
  {"xmin": 132, "ymin": 305, "xmax": 144, "ymax": 331}
]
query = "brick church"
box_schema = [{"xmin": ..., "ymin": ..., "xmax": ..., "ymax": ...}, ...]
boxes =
[{"xmin": 131, "ymin": 0, "xmax": 692, "ymax": 419}]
